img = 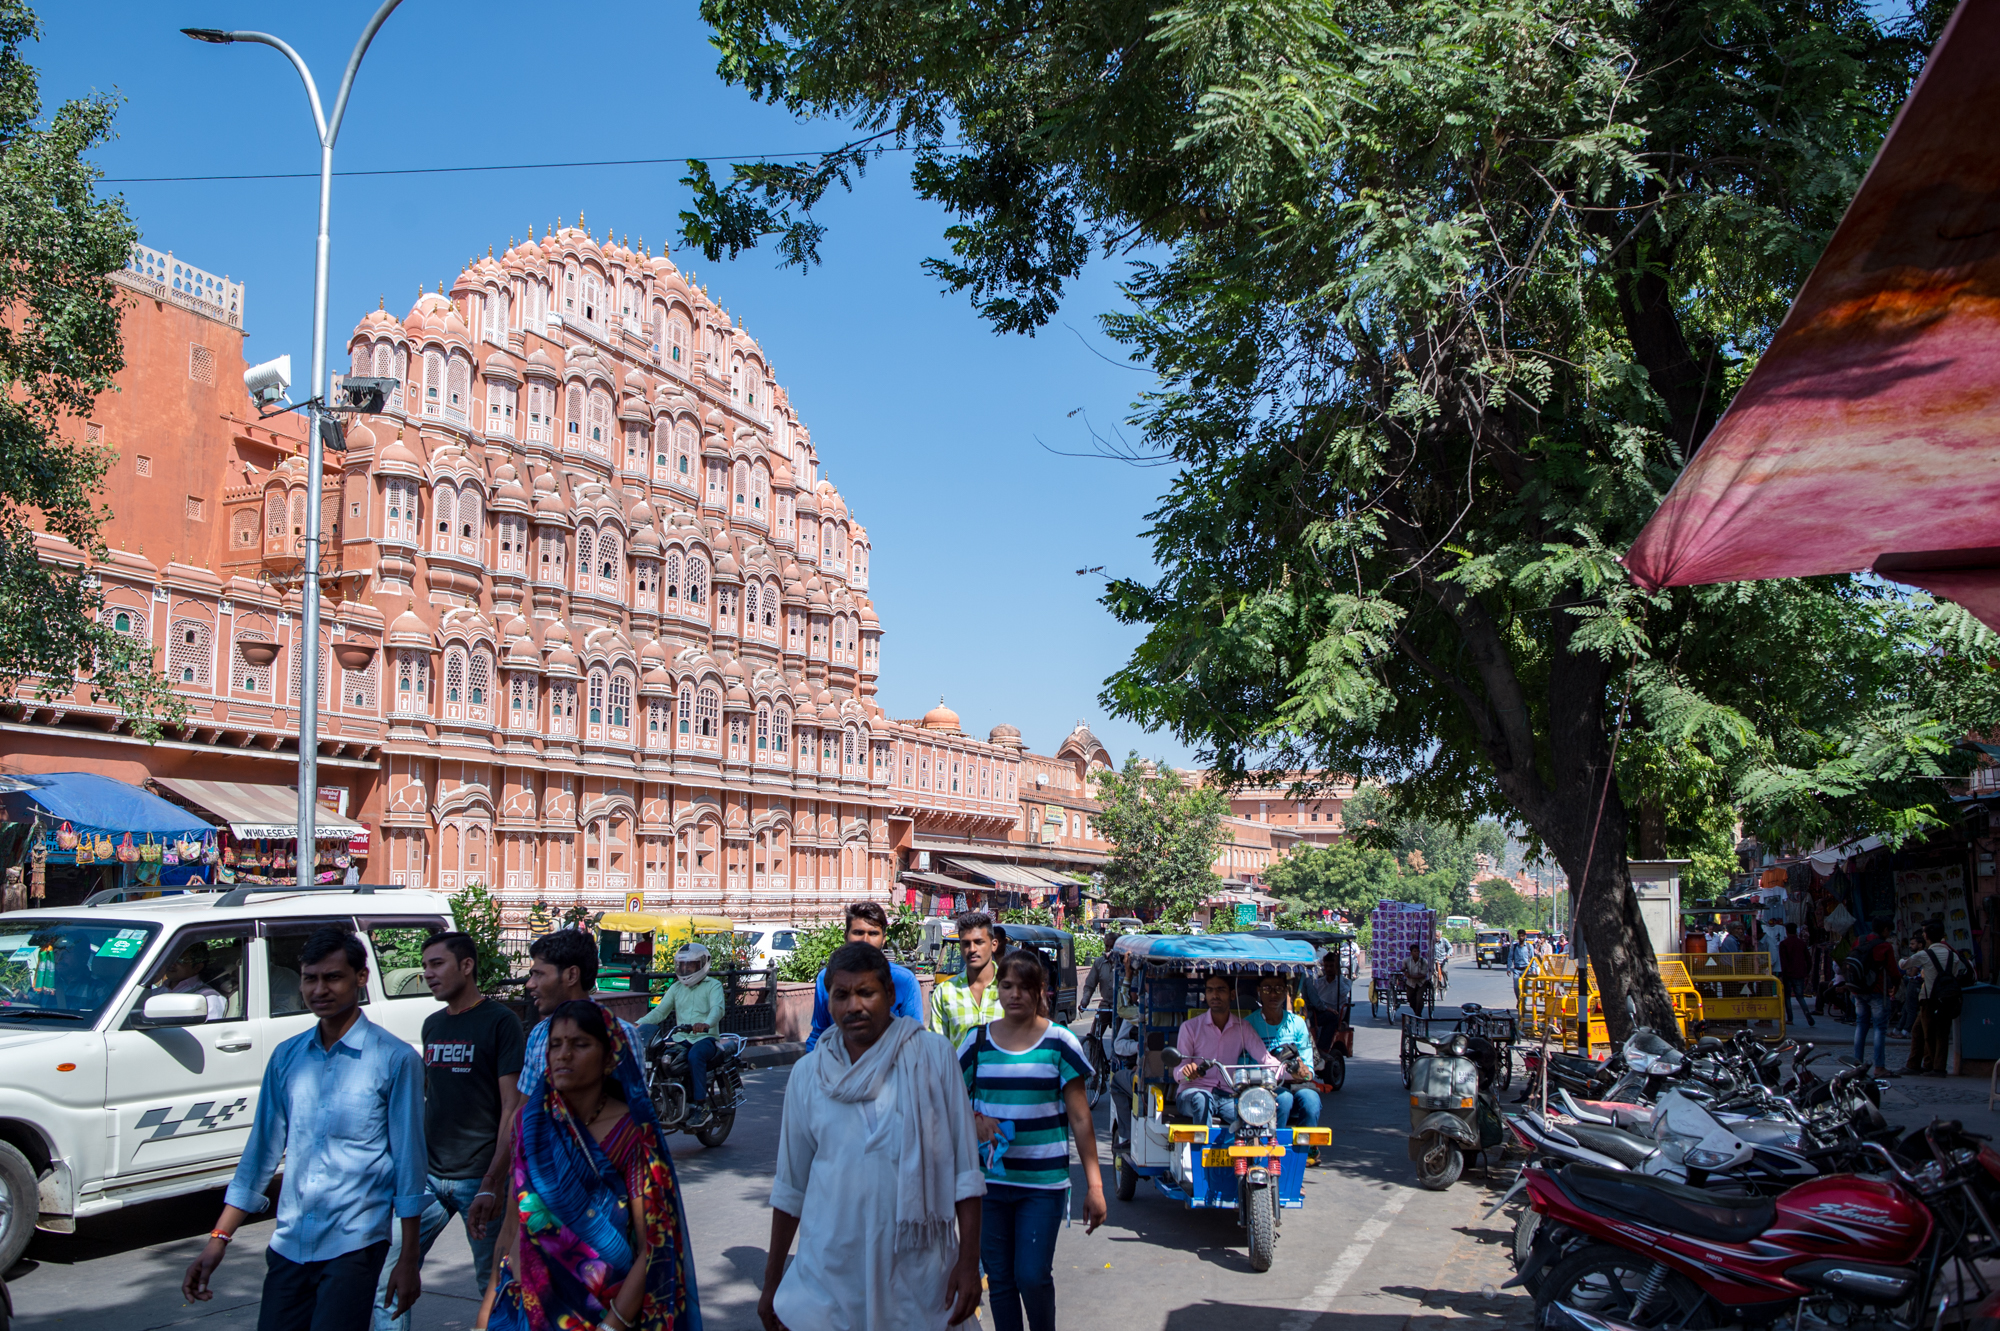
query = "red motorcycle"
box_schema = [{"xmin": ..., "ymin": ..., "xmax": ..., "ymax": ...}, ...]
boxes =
[{"xmin": 1521, "ymin": 1122, "xmax": 2000, "ymax": 1331}]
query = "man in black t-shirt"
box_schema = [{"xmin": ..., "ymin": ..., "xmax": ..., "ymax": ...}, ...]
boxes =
[{"xmin": 372, "ymin": 931, "xmax": 524, "ymax": 1331}]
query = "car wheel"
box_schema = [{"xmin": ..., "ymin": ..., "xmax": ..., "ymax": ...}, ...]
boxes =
[{"xmin": 0, "ymin": 1140, "xmax": 36, "ymax": 1275}]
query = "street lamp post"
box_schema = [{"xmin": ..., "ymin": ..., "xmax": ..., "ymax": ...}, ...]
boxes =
[{"xmin": 185, "ymin": 2, "xmax": 406, "ymax": 888}]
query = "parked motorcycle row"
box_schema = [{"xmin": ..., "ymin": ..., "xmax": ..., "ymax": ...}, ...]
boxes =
[{"xmin": 1501, "ymin": 1024, "xmax": 2000, "ymax": 1331}]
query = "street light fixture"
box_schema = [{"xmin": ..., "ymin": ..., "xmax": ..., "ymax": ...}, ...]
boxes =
[{"xmin": 185, "ymin": 0, "xmax": 407, "ymax": 888}]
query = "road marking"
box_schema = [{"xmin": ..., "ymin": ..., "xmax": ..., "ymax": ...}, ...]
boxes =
[{"xmin": 1280, "ymin": 1186, "xmax": 1414, "ymax": 1330}]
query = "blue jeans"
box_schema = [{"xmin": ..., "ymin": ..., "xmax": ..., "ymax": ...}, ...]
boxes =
[
  {"xmin": 981, "ymin": 1182, "xmax": 1065, "ymax": 1331},
  {"xmin": 1853, "ymin": 993, "xmax": 1890, "ymax": 1071},
  {"xmin": 372, "ymin": 1175, "xmax": 499, "ymax": 1331},
  {"xmin": 685, "ymin": 1035, "xmax": 717, "ymax": 1102},
  {"xmin": 1276, "ymin": 1085, "xmax": 1322, "ymax": 1132},
  {"xmin": 1175, "ymin": 1087, "xmax": 1238, "ymax": 1126}
]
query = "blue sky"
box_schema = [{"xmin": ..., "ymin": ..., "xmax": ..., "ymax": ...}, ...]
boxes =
[{"xmin": 38, "ymin": 0, "xmax": 1198, "ymax": 766}]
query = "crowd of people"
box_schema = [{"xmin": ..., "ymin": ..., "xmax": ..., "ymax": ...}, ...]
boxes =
[{"xmin": 184, "ymin": 902, "xmax": 1241, "ymax": 1331}]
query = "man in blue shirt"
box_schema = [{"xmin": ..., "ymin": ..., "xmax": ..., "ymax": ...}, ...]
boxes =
[
  {"xmin": 183, "ymin": 927, "xmax": 427, "ymax": 1328},
  {"xmin": 1506, "ymin": 930, "xmax": 1533, "ymax": 1000},
  {"xmin": 805, "ymin": 901, "xmax": 923, "ymax": 1049}
]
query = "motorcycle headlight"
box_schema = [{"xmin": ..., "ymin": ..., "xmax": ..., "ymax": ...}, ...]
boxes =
[{"xmin": 1239, "ymin": 1087, "xmax": 1278, "ymax": 1128}]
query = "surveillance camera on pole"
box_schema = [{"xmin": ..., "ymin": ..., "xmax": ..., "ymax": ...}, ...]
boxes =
[
  {"xmin": 244, "ymin": 354, "xmax": 292, "ymax": 414},
  {"xmin": 335, "ymin": 375, "xmax": 398, "ymax": 414}
]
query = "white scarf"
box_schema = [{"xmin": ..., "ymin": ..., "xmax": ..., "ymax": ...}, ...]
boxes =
[{"xmin": 811, "ymin": 1014, "xmax": 961, "ymax": 1252}]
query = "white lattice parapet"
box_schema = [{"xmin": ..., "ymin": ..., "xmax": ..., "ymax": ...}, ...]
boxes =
[{"xmin": 115, "ymin": 244, "xmax": 244, "ymax": 327}]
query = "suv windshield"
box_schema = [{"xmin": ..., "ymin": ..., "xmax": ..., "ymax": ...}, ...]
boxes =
[{"xmin": 0, "ymin": 919, "xmax": 160, "ymax": 1026}]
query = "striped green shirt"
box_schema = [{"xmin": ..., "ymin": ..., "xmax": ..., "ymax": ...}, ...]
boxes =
[{"xmin": 958, "ymin": 1023, "xmax": 1093, "ymax": 1189}]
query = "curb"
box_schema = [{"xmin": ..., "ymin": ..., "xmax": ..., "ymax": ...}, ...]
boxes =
[{"xmin": 744, "ymin": 1040, "xmax": 809, "ymax": 1068}]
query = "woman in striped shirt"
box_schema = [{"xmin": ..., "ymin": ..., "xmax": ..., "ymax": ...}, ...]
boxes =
[{"xmin": 958, "ymin": 949, "xmax": 1106, "ymax": 1331}]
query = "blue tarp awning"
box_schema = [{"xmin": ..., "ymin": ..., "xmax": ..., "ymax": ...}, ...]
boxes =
[{"xmin": 0, "ymin": 773, "xmax": 214, "ymax": 865}]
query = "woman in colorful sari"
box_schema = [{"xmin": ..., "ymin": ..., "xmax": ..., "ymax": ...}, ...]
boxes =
[{"xmin": 490, "ymin": 999, "xmax": 702, "ymax": 1331}]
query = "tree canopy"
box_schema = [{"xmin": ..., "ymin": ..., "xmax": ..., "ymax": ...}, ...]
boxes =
[
  {"xmin": 683, "ymin": 0, "xmax": 1996, "ymax": 1038},
  {"xmin": 1090, "ymin": 755, "xmax": 1228, "ymax": 922},
  {"xmin": 0, "ymin": 0, "xmax": 177, "ymax": 733}
]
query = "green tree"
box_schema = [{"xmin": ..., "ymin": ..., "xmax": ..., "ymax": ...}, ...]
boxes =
[
  {"xmin": 1089, "ymin": 755, "xmax": 1228, "ymax": 924},
  {"xmin": 681, "ymin": 0, "xmax": 1998, "ymax": 1040},
  {"xmin": 0, "ymin": 1, "xmax": 178, "ymax": 735},
  {"xmin": 1264, "ymin": 840, "xmax": 1401, "ymax": 918},
  {"xmin": 1472, "ymin": 879, "xmax": 1543, "ymax": 932}
]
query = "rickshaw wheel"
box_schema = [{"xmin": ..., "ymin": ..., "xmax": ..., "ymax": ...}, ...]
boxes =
[
  {"xmin": 1323, "ymin": 1048, "xmax": 1346, "ymax": 1092},
  {"xmin": 1114, "ymin": 1152, "xmax": 1138, "ymax": 1202},
  {"xmin": 1244, "ymin": 1183, "xmax": 1278, "ymax": 1272},
  {"xmin": 1416, "ymin": 1138, "xmax": 1462, "ymax": 1190},
  {"xmin": 1400, "ymin": 1048, "xmax": 1414, "ymax": 1089}
]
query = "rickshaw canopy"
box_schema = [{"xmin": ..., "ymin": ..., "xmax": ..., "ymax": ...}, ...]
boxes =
[
  {"xmin": 597, "ymin": 913, "xmax": 735, "ymax": 941},
  {"xmin": 1112, "ymin": 933, "xmax": 1320, "ymax": 974}
]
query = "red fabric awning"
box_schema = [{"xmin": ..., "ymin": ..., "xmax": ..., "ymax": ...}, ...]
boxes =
[{"xmin": 1623, "ymin": 0, "xmax": 2000, "ymax": 627}]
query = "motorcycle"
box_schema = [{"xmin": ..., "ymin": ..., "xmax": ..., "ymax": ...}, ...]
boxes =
[
  {"xmin": 1523, "ymin": 1120, "xmax": 2000, "ymax": 1331},
  {"xmin": 1409, "ymin": 1020, "xmax": 1506, "ymax": 1190},
  {"xmin": 643, "ymin": 1023, "xmax": 749, "ymax": 1148},
  {"xmin": 1163, "ymin": 1049, "xmax": 1292, "ymax": 1271}
]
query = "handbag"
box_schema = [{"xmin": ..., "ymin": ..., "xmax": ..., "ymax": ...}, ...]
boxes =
[
  {"xmin": 139, "ymin": 833, "xmax": 161, "ymax": 863},
  {"xmin": 55, "ymin": 821, "xmax": 79, "ymax": 851},
  {"xmin": 95, "ymin": 834, "xmax": 115, "ymax": 860},
  {"xmin": 75, "ymin": 837, "xmax": 95, "ymax": 865},
  {"xmin": 222, "ymin": 844, "xmax": 237, "ymax": 867},
  {"xmin": 116, "ymin": 833, "xmax": 139, "ymax": 864},
  {"xmin": 203, "ymin": 833, "xmax": 219, "ymax": 865},
  {"xmin": 163, "ymin": 842, "xmax": 180, "ymax": 867},
  {"xmin": 175, "ymin": 834, "xmax": 202, "ymax": 861}
]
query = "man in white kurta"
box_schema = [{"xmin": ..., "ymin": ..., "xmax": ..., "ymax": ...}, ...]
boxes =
[{"xmin": 760, "ymin": 945, "xmax": 985, "ymax": 1331}]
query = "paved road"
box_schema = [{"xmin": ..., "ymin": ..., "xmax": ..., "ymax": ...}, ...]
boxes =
[{"xmin": 11, "ymin": 956, "xmax": 1525, "ymax": 1330}]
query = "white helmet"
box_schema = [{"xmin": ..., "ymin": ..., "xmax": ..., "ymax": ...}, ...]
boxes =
[{"xmin": 675, "ymin": 942, "xmax": 711, "ymax": 988}]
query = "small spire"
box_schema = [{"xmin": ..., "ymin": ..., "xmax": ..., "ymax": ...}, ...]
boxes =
[
  {"xmin": 528, "ymin": 223, "xmax": 536, "ymax": 240},
  {"xmin": 579, "ymin": 209, "xmax": 586, "ymax": 232},
  {"xmin": 378, "ymin": 294, "xmax": 384, "ymax": 310},
  {"xmin": 488, "ymin": 244, "xmax": 493, "ymax": 258}
]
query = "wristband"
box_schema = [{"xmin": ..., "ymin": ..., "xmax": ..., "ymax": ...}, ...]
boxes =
[
  {"xmin": 209, "ymin": 1229, "xmax": 233, "ymax": 1243},
  {"xmin": 475, "ymin": 1191, "xmax": 496, "ymax": 1200}
]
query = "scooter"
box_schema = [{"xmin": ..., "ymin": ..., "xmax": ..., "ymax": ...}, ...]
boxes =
[
  {"xmin": 1409, "ymin": 1016, "xmax": 1506, "ymax": 1189},
  {"xmin": 1162, "ymin": 1050, "xmax": 1291, "ymax": 1272},
  {"xmin": 643, "ymin": 1023, "xmax": 749, "ymax": 1148}
]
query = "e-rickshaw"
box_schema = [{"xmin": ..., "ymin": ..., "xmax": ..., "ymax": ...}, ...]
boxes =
[
  {"xmin": 1106, "ymin": 934, "xmax": 1331, "ymax": 1273},
  {"xmin": 595, "ymin": 913, "xmax": 735, "ymax": 993},
  {"xmin": 933, "ymin": 921, "xmax": 1079, "ymax": 1023},
  {"xmin": 1248, "ymin": 928, "xmax": 1356, "ymax": 1092},
  {"xmin": 1475, "ymin": 929, "xmax": 1511, "ymax": 968}
]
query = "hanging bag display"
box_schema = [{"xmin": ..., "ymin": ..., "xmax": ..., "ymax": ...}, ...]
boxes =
[
  {"xmin": 222, "ymin": 843, "xmax": 237, "ymax": 867},
  {"xmin": 203, "ymin": 833, "xmax": 219, "ymax": 865},
  {"xmin": 139, "ymin": 833, "xmax": 161, "ymax": 863},
  {"xmin": 163, "ymin": 840, "xmax": 181, "ymax": 867},
  {"xmin": 55, "ymin": 822, "xmax": 79, "ymax": 851},
  {"xmin": 75, "ymin": 836, "xmax": 95, "ymax": 865},
  {"xmin": 95, "ymin": 834, "xmax": 115, "ymax": 861},
  {"xmin": 116, "ymin": 833, "xmax": 138, "ymax": 864}
]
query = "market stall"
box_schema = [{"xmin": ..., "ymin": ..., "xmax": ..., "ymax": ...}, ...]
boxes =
[
  {"xmin": 150, "ymin": 777, "xmax": 368, "ymax": 888},
  {"xmin": 0, "ymin": 772, "xmax": 218, "ymax": 908}
]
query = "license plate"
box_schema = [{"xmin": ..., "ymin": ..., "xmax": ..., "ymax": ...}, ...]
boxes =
[{"xmin": 1203, "ymin": 1146, "xmax": 1285, "ymax": 1165}]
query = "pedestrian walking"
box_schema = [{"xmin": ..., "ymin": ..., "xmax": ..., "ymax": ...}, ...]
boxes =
[
  {"xmin": 372, "ymin": 931, "xmax": 525, "ymax": 1331},
  {"xmin": 1892, "ymin": 935, "xmax": 1924, "ymax": 1036},
  {"xmin": 1842, "ymin": 917, "xmax": 1899, "ymax": 1076},
  {"xmin": 469, "ymin": 928, "xmax": 645, "ymax": 1241},
  {"xmin": 1246, "ymin": 974, "xmax": 1322, "ymax": 1163},
  {"xmin": 958, "ymin": 949, "xmax": 1106, "ymax": 1331},
  {"xmin": 1777, "ymin": 924, "xmax": 1815, "ymax": 1028},
  {"xmin": 1901, "ymin": 921, "xmax": 1967, "ymax": 1076},
  {"xmin": 183, "ymin": 927, "xmax": 427, "ymax": 1330},
  {"xmin": 761, "ymin": 942, "xmax": 984, "ymax": 1331},
  {"xmin": 932, "ymin": 910, "xmax": 1006, "ymax": 1046},
  {"xmin": 1172, "ymin": 973, "xmax": 1282, "ymax": 1125},
  {"xmin": 637, "ymin": 942, "xmax": 727, "ymax": 1125},
  {"xmin": 806, "ymin": 902, "xmax": 924, "ymax": 1049},
  {"xmin": 1505, "ymin": 930, "xmax": 1531, "ymax": 1001},
  {"xmin": 488, "ymin": 1000, "xmax": 701, "ymax": 1330}
]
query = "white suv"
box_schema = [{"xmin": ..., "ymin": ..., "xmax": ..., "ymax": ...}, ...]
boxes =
[{"xmin": 0, "ymin": 885, "xmax": 451, "ymax": 1271}]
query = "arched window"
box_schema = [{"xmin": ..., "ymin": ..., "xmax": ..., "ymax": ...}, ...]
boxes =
[
  {"xmin": 752, "ymin": 465, "xmax": 768, "ymax": 515},
  {"xmin": 423, "ymin": 351, "xmax": 444, "ymax": 416},
  {"xmin": 588, "ymin": 669, "xmax": 605, "ymax": 724},
  {"xmin": 609, "ymin": 673, "xmax": 630, "ymax": 727},
  {"xmin": 598, "ymin": 529, "xmax": 620, "ymax": 583},
  {"xmin": 394, "ymin": 649, "xmax": 429, "ymax": 711},
  {"xmin": 774, "ymin": 708, "xmax": 789, "ymax": 753},
  {"xmin": 733, "ymin": 461, "xmax": 747, "ymax": 515},
  {"xmin": 469, "ymin": 649, "xmax": 491, "ymax": 706},
  {"xmin": 664, "ymin": 552, "xmax": 681, "ymax": 602},
  {"xmin": 233, "ymin": 631, "xmax": 272, "ymax": 694},
  {"xmin": 498, "ymin": 515, "xmax": 527, "ymax": 572},
  {"xmin": 444, "ymin": 647, "xmax": 466, "ymax": 703},
  {"xmin": 666, "ymin": 314, "xmax": 689, "ymax": 364},
  {"xmin": 113, "ymin": 610, "xmax": 132, "ymax": 634},
  {"xmin": 566, "ymin": 385, "xmax": 584, "ymax": 447},
  {"xmin": 676, "ymin": 424, "xmax": 694, "ymax": 478},
  {"xmin": 169, "ymin": 619, "xmax": 212, "ymax": 686},
  {"xmin": 845, "ymin": 729, "xmax": 857, "ymax": 770},
  {"xmin": 757, "ymin": 706, "xmax": 769, "ymax": 751},
  {"xmin": 346, "ymin": 653, "xmax": 377, "ymax": 711},
  {"xmin": 550, "ymin": 680, "xmax": 576, "ymax": 735},
  {"xmin": 695, "ymin": 686, "xmax": 719, "ymax": 738},
  {"xmin": 576, "ymin": 527, "xmax": 594, "ymax": 590},
  {"xmin": 457, "ymin": 488, "xmax": 481, "ymax": 553},
  {"xmin": 509, "ymin": 673, "xmax": 531, "ymax": 726},
  {"xmin": 678, "ymin": 685, "xmax": 692, "ymax": 736},
  {"xmin": 687, "ymin": 557, "xmax": 707, "ymax": 605},
  {"xmin": 588, "ymin": 391, "xmax": 611, "ymax": 455},
  {"xmin": 648, "ymin": 697, "xmax": 667, "ymax": 743},
  {"xmin": 746, "ymin": 583, "xmax": 760, "ymax": 628},
  {"xmin": 432, "ymin": 485, "xmax": 454, "ymax": 550},
  {"xmin": 526, "ymin": 383, "xmax": 552, "ymax": 442},
  {"xmin": 446, "ymin": 356, "xmax": 470, "ymax": 421}
]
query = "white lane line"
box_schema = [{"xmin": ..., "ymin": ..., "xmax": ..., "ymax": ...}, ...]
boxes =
[{"xmin": 1280, "ymin": 1187, "xmax": 1415, "ymax": 1331}]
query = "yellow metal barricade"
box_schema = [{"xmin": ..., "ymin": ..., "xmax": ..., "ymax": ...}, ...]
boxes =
[
  {"xmin": 1664, "ymin": 952, "xmax": 1784, "ymax": 1037},
  {"xmin": 1518, "ymin": 955, "xmax": 1708, "ymax": 1054}
]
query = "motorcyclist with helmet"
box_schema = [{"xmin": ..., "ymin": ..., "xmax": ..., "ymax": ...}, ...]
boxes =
[{"xmin": 637, "ymin": 942, "xmax": 726, "ymax": 1125}]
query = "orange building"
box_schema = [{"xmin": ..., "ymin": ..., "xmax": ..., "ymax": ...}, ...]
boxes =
[{"xmin": 5, "ymin": 231, "xmax": 1031, "ymax": 921}]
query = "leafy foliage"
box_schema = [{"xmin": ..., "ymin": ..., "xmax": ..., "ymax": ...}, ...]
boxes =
[
  {"xmin": 1089, "ymin": 755, "xmax": 1229, "ymax": 923},
  {"xmin": 0, "ymin": 0, "xmax": 179, "ymax": 735},
  {"xmin": 450, "ymin": 882, "xmax": 515, "ymax": 991},
  {"xmin": 681, "ymin": 0, "xmax": 1989, "ymax": 1038}
]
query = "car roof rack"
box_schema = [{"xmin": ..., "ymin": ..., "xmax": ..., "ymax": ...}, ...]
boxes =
[
  {"xmin": 82, "ymin": 884, "xmax": 228, "ymax": 907},
  {"xmin": 214, "ymin": 883, "xmax": 405, "ymax": 908}
]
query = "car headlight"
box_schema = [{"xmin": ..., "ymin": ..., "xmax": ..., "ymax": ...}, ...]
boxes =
[{"xmin": 1239, "ymin": 1087, "xmax": 1278, "ymax": 1128}]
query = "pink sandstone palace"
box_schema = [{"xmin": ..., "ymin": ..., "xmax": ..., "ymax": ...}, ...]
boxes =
[{"xmin": 3, "ymin": 229, "xmax": 1351, "ymax": 922}]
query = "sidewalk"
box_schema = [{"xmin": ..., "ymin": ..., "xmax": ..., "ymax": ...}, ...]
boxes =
[{"xmin": 1403, "ymin": 1185, "xmax": 1534, "ymax": 1331}]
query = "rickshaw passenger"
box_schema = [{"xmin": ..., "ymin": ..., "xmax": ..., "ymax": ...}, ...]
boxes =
[
  {"xmin": 1246, "ymin": 975, "xmax": 1320, "ymax": 1157},
  {"xmin": 1302, "ymin": 954, "xmax": 1345, "ymax": 1059},
  {"xmin": 1172, "ymin": 973, "xmax": 1281, "ymax": 1125}
]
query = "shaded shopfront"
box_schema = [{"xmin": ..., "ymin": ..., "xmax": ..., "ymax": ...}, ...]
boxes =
[
  {"xmin": 149, "ymin": 777, "xmax": 370, "ymax": 888},
  {"xmin": 0, "ymin": 772, "xmax": 217, "ymax": 908}
]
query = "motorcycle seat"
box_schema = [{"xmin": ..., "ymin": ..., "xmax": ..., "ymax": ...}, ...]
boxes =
[
  {"xmin": 1557, "ymin": 1164, "xmax": 1774, "ymax": 1243},
  {"xmin": 1561, "ymin": 1123, "xmax": 1660, "ymax": 1168}
]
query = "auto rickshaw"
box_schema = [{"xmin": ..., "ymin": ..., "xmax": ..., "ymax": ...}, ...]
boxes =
[
  {"xmin": 1247, "ymin": 927, "xmax": 1356, "ymax": 1092},
  {"xmin": 1475, "ymin": 929, "xmax": 1511, "ymax": 968},
  {"xmin": 1106, "ymin": 934, "xmax": 1330, "ymax": 1273},
  {"xmin": 934, "ymin": 921, "xmax": 1079, "ymax": 1023},
  {"xmin": 595, "ymin": 913, "xmax": 735, "ymax": 993}
]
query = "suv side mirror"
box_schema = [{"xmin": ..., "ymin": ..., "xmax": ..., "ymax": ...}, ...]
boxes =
[{"xmin": 137, "ymin": 992, "xmax": 210, "ymax": 1028}]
